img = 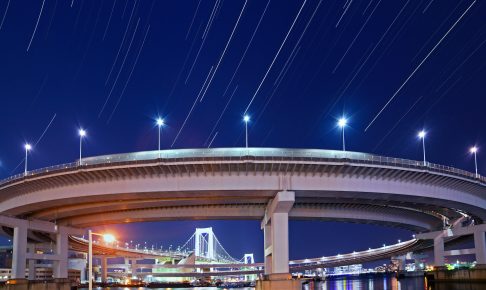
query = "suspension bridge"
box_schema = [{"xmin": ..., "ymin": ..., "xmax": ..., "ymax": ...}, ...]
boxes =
[
  {"xmin": 66, "ymin": 226, "xmax": 427, "ymax": 280},
  {"xmin": 70, "ymin": 227, "xmax": 253, "ymax": 265}
]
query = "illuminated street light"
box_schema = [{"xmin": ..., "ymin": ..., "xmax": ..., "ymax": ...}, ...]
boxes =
[
  {"xmin": 24, "ymin": 143, "xmax": 32, "ymax": 175},
  {"xmin": 79, "ymin": 129, "xmax": 86, "ymax": 166},
  {"xmin": 338, "ymin": 117, "xmax": 348, "ymax": 151},
  {"xmin": 418, "ymin": 130, "xmax": 427, "ymax": 166},
  {"xmin": 243, "ymin": 115, "xmax": 250, "ymax": 148},
  {"xmin": 470, "ymin": 146, "xmax": 479, "ymax": 177},
  {"xmin": 156, "ymin": 117, "xmax": 165, "ymax": 151},
  {"xmin": 88, "ymin": 230, "xmax": 115, "ymax": 290}
]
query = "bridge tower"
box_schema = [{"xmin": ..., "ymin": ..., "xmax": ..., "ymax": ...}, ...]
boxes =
[
  {"xmin": 194, "ymin": 227, "xmax": 215, "ymax": 260},
  {"xmin": 244, "ymin": 253, "xmax": 255, "ymax": 264}
]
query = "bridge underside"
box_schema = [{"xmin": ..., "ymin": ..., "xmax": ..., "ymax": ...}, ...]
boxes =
[{"xmin": 8, "ymin": 190, "xmax": 460, "ymax": 233}]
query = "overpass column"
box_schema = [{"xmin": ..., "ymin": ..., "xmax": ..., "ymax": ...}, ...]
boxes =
[
  {"xmin": 258, "ymin": 191, "xmax": 300, "ymax": 290},
  {"xmin": 27, "ymin": 244, "xmax": 35, "ymax": 280},
  {"xmin": 434, "ymin": 236, "xmax": 445, "ymax": 266},
  {"xmin": 124, "ymin": 258, "xmax": 129, "ymax": 275},
  {"xmin": 263, "ymin": 223, "xmax": 272, "ymax": 275},
  {"xmin": 474, "ymin": 229, "xmax": 486, "ymax": 264},
  {"xmin": 101, "ymin": 257, "xmax": 108, "ymax": 282},
  {"xmin": 131, "ymin": 259, "xmax": 137, "ymax": 275},
  {"xmin": 11, "ymin": 224, "xmax": 28, "ymax": 279},
  {"xmin": 53, "ymin": 226, "xmax": 69, "ymax": 279}
]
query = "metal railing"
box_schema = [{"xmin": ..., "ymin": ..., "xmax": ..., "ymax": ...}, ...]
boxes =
[{"xmin": 1, "ymin": 147, "xmax": 484, "ymax": 186}]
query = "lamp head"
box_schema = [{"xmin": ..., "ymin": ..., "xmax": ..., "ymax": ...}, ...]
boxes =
[
  {"xmin": 243, "ymin": 115, "xmax": 250, "ymax": 123},
  {"xmin": 418, "ymin": 130, "xmax": 426, "ymax": 139},
  {"xmin": 470, "ymin": 146, "xmax": 478, "ymax": 154},
  {"xmin": 24, "ymin": 143, "xmax": 32, "ymax": 151},
  {"xmin": 156, "ymin": 118, "xmax": 164, "ymax": 127},
  {"xmin": 103, "ymin": 234, "xmax": 116, "ymax": 243},
  {"xmin": 338, "ymin": 117, "xmax": 347, "ymax": 128},
  {"xmin": 79, "ymin": 129, "xmax": 86, "ymax": 137}
]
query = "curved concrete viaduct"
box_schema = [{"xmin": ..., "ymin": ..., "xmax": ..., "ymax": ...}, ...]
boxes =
[{"xmin": 0, "ymin": 148, "xmax": 484, "ymax": 285}]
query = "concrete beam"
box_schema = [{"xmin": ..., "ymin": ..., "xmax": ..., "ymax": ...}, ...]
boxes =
[
  {"xmin": 444, "ymin": 248, "xmax": 476, "ymax": 256},
  {"xmin": 26, "ymin": 253, "xmax": 62, "ymax": 261},
  {"xmin": 417, "ymin": 224, "xmax": 486, "ymax": 240},
  {"xmin": 0, "ymin": 215, "xmax": 57, "ymax": 233}
]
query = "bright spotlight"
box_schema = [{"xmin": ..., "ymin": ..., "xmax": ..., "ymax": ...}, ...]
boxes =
[
  {"xmin": 243, "ymin": 115, "xmax": 250, "ymax": 123},
  {"xmin": 418, "ymin": 130, "xmax": 426, "ymax": 138},
  {"xmin": 79, "ymin": 129, "xmax": 86, "ymax": 137},
  {"xmin": 338, "ymin": 117, "xmax": 347, "ymax": 128},
  {"xmin": 103, "ymin": 234, "xmax": 116, "ymax": 243},
  {"xmin": 24, "ymin": 143, "xmax": 32, "ymax": 151},
  {"xmin": 470, "ymin": 146, "xmax": 478, "ymax": 154},
  {"xmin": 156, "ymin": 118, "xmax": 165, "ymax": 127}
]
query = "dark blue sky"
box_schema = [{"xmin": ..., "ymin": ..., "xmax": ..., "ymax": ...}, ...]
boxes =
[{"xmin": 0, "ymin": 0, "xmax": 485, "ymax": 262}]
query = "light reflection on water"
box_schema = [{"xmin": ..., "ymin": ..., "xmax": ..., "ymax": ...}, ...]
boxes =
[
  {"xmin": 82, "ymin": 278, "xmax": 486, "ymax": 290},
  {"xmin": 303, "ymin": 276, "xmax": 486, "ymax": 290}
]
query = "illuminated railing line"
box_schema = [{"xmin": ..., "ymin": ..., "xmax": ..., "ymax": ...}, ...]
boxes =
[{"xmin": 1, "ymin": 147, "xmax": 484, "ymax": 185}]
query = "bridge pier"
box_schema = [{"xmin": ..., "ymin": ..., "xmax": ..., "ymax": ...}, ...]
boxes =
[
  {"xmin": 130, "ymin": 259, "xmax": 138, "ymax": 276},
  {"xmin": 417, "ymin": 224, "xmax": 486, "ymax": 267},
  {"xmin": 0, "ymin": 216, "xmax": 83, "ymax": 290},
  {"xmin": 53, "ymin": 226, "xmax": 69, "ymax": 279},
  {"xmin": 474, "ymin": 231, "xmax": 486, "ymax": 264},
  {"xmin": 27, "ymin": 245, "xmax": 35, "ymax": 280},
  {"xmin": 101, "ymin": 257, "xmax": 108, "ymax": 282},
  {"xmin": 12, "ymin": 225, "xmax": 28, "ymax": 280},
  {"xmin": 433, "ymin": 236, "xmax": 445, "ymax": 266},
  {"xmin": 257, "ymin": 191, "xmax": 300, "ymax": 290}
]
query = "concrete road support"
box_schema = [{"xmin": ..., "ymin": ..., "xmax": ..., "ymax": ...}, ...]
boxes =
[
  {"xmin": 11, "ymin": 225, "xmax": 28, "ymax": 279},
  {"xmin": 101, "ymin": 257, "xmax": 108, "ymax": 282},
  {"xmin": 27, "ymin": 244, "xmax": 35, "ymax": 280},
  {"xmin": 0, "ymin": 215, "xmax": 84, "ymax": 290},
  {"xmin": 258, "ymin": 191, "xmax": 300, "ymax": 290},
  {"xmin": 434, "ymin": 236, "xmax": 445, "ymax": 266},
  {"xmin": 417, "ymin": 224, "xmax": 486, "ymax": 266},
  {"xmin": 130, "ymin": 259, "xmax": 138, "ymax": 275},
  {"xmin": 53, "ymin": 226, "xmax": 69, "ymax": 279},
  {"xmin": 474, "ymin": 231, "xmax": 486, "ymax": 264}
]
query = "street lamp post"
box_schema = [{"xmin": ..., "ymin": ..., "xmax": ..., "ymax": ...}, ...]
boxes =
[
  {"xmin": 156, "ymin": 118, "xmax": 164, "ymax": 151},
  {"xmin": 243, "ymin": 115, "xmax": 250, "ymax": 148},
  {"xmin": 24, "ymin": 143, "xmax": 32, "ymax": 175},
  {"xmin": 88, "ymin": 230, "xmax": 115, "ymax": 290},
  {"xmin": 418, "ymin": 130, "xmax": 426, "ymax": 166},
  {"xmin": 79, "ymin": 129, "xmax": 86, "ymax": 165},
  {"xmin": 470, "ymin": 146, "xmax": 478, "ymax": 177},
  {"xmin": 338, "ymin": 118, "xmax": 347, "ymax": 151}
]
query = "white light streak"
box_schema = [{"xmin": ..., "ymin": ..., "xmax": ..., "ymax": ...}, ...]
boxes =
[
  {"xmin": 365, "ymin": 0, "xmax": 477, "ymax": 132},
  {"xmin": 244, "ymin": 0, "xmax": 307, "ymax": 114}
]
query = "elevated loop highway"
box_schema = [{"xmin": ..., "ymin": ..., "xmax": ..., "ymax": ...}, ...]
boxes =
[{"xmin": 0, "ymin": 148, "xmax": 484, "ymax": 283}]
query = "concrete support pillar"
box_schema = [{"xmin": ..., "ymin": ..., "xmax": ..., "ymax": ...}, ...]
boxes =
[
  {"xmin": 474, "ymin": 230, "xmax": 486, "ymax": 264},
  {"xmin": 263, "ymin": 223, "xmax": 272, "ymax": 275},
  {"xmin": 53, "ymin": 226, "xmax": 69, "ymax": 279},
  {"xmin": 124, "ymin": 258, "xmax": 129, "ymax": 275},
  {"xmin": 101, "ymin": 257, "xmax": 108, "ymax": 282},
  {"xmin": 12, "ymin": 225, "xmax": 28, "ymax": 279},
  {"xmin": 260, "ymin": 191, "xmax": 295, "ymax": 283},
  {"xmin": 271, "ymin": 213, "xmax": 290, "ymax": 274},
  {"xmin": 130, "ymin": 259, "xmax": 137, "ymax": 275},
  {"xmin": 434, "ymin": 236, "xmax": 445, "ymax": 266},
  {"xmin": 27, "ymin": 244, "xmax": 35, "ymax": 280}
]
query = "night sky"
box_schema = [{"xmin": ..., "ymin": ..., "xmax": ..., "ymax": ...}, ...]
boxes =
[{"xmin": 0, "ymin": 0, "xmax": 485, "ymax": 263}]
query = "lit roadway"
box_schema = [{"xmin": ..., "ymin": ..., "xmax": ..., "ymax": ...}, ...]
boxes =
[{"xmin": 0, "ymin": 148, "xmax": 483, "ymax": 230}]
